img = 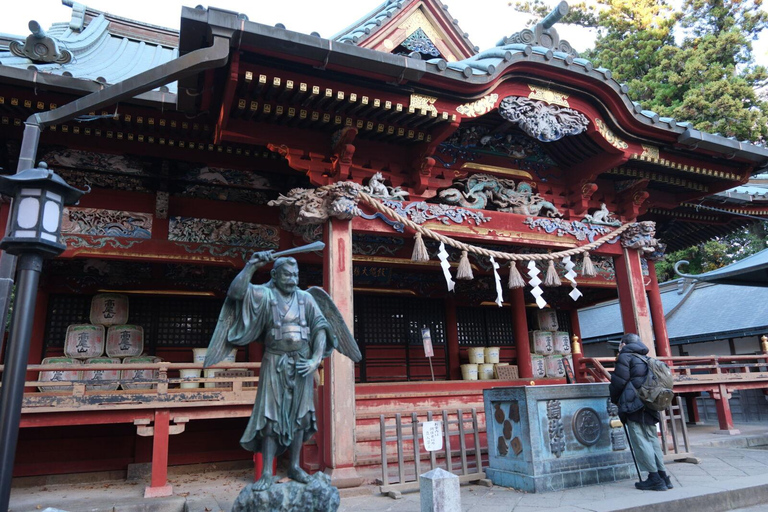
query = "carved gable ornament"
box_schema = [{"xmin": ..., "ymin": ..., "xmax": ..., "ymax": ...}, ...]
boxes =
[{"xmin": 499, "ymin": 96, "xmax": 589, "ymax": 142}]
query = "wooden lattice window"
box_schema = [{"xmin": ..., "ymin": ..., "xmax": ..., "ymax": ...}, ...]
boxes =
[
  {"xmin": 354, "ymin": 295, "xmax": 446, "ymax": 345},
  {"xmin": 44, "ymin": 295, "xmax": 92, "ymax": 348},
  {"xmin": 457, "ymin": 306, "xmax": 515, "ymax": 346},
  {"xmin": 44, "ymin": 294, "xmax": 223, "ymax": 351}
]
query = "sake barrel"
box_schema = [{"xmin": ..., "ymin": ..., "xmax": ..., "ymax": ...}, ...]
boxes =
[
  {"xmin": 38, "ymin": 357, "xmax": 82, "ymax": 392},
  {"xmin": 484, "ymin": 346, "xmax": 501, "ymax": 364},
  {"xmin": 106, "ymin": 325, "xmax": 144, "ymax": 358},
  {"xmin": 179, "ymin": 369, "xmax": 201, "ymax": 389},
  {"xmin": 83, "ymin": 357, "xmax": 120, "ymax": 391},
  {"xmin": 90, "ymin": 293, "xmax": 129, "ymax": 326},
  {"xmin": 531, "ymin": 355, "xmax": 547, "ymax": 379},
  {"xmin": 64, "ymin": 324, "xmax": 105, "ymax": 359},
  {"xmin": 192, "ymin": 348, "xmax": 207, "ymax": 364},
  {"xmin": 536, "ymin": 309, "xmax": 559, "ymax": 331},
  {"xmin": 478, "ymin": 363, "xmax": 495, "ymax": 380},
  {"xmin": 120, "ymin": 356, "xmax": 160, "ymax": 390},
  {"xmin": 467, "ymin": 347, "xmax": 485, "ymax": 364},
  {"xmin": 460, "ymin": 364, "xmax": 478, "ymax": 381},
  {"xmin": 545, "ymin": 354, "xmax": 566, "ymax": 378},
  {"xmin": 530, "ymin": 330, "xmax": 554, "ymax": 355},
  {"xmin": 552, "ymin": 331, "xmax": 572, "ymax": 355}
]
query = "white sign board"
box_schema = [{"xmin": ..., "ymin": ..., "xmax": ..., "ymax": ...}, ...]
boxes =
[
  {"xmin": 422, "ymin": 421, "xmax": 443, "ymax": 452},
  {"xmin": 421, "ymin": 327, "xmax": 434, "ymax": 358}
]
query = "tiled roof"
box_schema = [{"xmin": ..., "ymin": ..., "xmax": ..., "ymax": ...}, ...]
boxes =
[{"xmin": 0, "ymin": 7, "xmax": 178, "ymax": 93}]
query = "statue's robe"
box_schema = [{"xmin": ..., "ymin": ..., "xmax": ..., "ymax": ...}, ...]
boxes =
[{"xmin": 208, "ymin": 282, "xmax": 335, "ymax": 454}]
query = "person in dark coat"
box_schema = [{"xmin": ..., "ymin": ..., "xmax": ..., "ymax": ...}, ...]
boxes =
[{"xmin": 609, "ymin": 333, "xmax": 673, "ymax": 491}]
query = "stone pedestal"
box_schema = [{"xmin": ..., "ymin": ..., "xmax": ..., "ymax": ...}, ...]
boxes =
[
  {"xmin": 232, "ymin": 473, "xmax": 339, "ymax": 512},
  {"xmin": 419, "ymin": 468, "xmax": 460, "ymax": 512},
  {"xmin": 483, "ymin": 383, "xmax": 635, "ymax": 493}
]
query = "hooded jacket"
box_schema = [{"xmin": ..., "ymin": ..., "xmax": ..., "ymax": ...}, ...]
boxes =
[{"xmin": 609, "ymin": 341, "xmax": 660, "ymax": 425}]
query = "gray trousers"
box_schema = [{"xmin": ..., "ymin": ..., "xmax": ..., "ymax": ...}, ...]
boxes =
[{"xmin": 626, "ymin": 420, "xmax": 666, "ymax": 474}]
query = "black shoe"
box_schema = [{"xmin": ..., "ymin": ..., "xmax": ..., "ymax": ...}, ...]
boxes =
[
  {"xmin": 658, "ymin": 470, "xmax": 674, "ymax": 489},
  {"xmin": 634, "ymin": 472, "xmax": 668, "ymax": 491}
]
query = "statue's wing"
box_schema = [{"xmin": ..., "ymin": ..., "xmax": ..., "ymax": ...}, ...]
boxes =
[
  {"xmin": 307, "ymin": 286, "xmax": 362, "ymax": 362},
  {"xmin": 204, "ymin": 297, "xmax": 238, "ymax": 368}
]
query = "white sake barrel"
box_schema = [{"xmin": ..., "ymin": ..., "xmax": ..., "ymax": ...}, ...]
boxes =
[
  {"xmin": 553, "ymin": 331, "xmax": 572, "ymax": 355},
  {"xmin": 83, "ymin": 357, "xmax": 120, "ymax": 391},
  {"xmin": 120, "ymin": 356, "xmax": 160, "ymax": 390},
  {"xmin": 460, "ymin": 364, "xmax": 478, "ymax": 381},
  {"xmin": 38, "ymin": 357, "xmax": 82, "ymax": 392},
  {"xmin": 64, "ymin": 324, "xmax": 105, "ymax": 359},
  {"xmin": 90, "ymin": 293, "xmax": 129, "ymax": 326},
  {"xmin": 106, "ymin": 325, "xmax": 144, "ymax": 358},
  {"xmin": 192, "ymin": 348, "xmax": 208, "ymax": 364},
  {"xmin": 179, "ymin": 369, "xmax": 201, "ymax": 389},
  {"xmin": 530, "ymin": 330, "xmax": 554, "ymax": 355},
  {"xmin": 204, "ymin": 368, "xmax": 222, "ymax": 388},
  {"xmin": 467, "ymin": 347, "xmax": 485, "ymax": 364},
  {"xmin": 537, "ymin": 310, "xmax": 559, "ymax": 331},
  {"xmin": 545, "ymin": 354, "xmax": 566, "ymax": 378},
  {"xmin": 531, "ymin": 355, "xmax": 547, "ymax": 379},
  {"xmin": 484, "ymin": 346, "xmax": 500, "ymax": 364},
  {"xmin": 478, "ymin": 363, "xmax": 495, "ymax": 380}
]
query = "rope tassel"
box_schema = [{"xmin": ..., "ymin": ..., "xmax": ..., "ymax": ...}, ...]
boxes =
[
  {"xmin": 544, "ymin": 259, "xmax": 562, "ymax": 287},
  {"xmin": 456, "ymin": 250, "xmax": 474, "ymax": 280},
  {"xmin": 508, "ymin": 261, "xmax": 526, "ymax": 289},
  {"xmin": 581, "ymin": 251, "xmax": 597, "ymax": 277},
  {"xmin": 411, "ymin": 232, "xmax": 429, "ymax": 262}
]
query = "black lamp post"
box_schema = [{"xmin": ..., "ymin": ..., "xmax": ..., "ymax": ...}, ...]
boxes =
[{"xmin": 0, "ymin": 162, "xmax": 87, "ymax": 512}]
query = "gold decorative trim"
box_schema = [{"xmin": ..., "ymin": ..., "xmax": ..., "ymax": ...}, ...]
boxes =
[
  {"xmin": 459, "ymin": 163, "xmax": 533, "ymax": 180},
  {"xmin": 630, "ymin": 153, "xmax": 738, "ymax": 181},
  {"xmin": 528, "ymin": 85, "xmax": 569, "ymax": 107},
  {"xmin": 353, "ymin": 288, "xmax": 417, "ymax": 296},
  {"xmin": 608, "ymin": 168, "xmax": 709, "ymax": 192},
  {"xmin": 97, "ymin": 289, "xmax": 216, "ymax": 297},
  {"xmin": 641, "ymin": 145, "xmax": 659, "ymax": 159},
  {"xmin": 410, "ymin": 94, "xmax": 438, "ymax": 115},
  {"xmin": 595, "ymin": 118, "xmax": 628, "ymax": 150},
  {"xmin": 456, "ymin": 94, "xmax": 498, "ymax": 117}
]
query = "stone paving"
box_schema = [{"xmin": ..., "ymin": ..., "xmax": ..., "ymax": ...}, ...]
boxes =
[{"xmin": 8, "ymin": 424, "xmax": 768, "ymax": 512}]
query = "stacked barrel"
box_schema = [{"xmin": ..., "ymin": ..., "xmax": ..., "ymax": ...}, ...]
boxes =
[
  {"xmin": 529, "ymin": 310, "xmax": 572, "ymax": 380},
  {"xmin": 40, "ymin": 293, "xmax": 156, "ymax": 392}
]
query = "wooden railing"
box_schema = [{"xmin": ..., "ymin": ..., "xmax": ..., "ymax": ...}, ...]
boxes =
[{"xmin": 0, "ymin": 361, "xmax": 261, "ymax": 413}]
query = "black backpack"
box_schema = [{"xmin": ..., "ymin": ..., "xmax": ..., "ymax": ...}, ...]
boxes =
[{"xmin": 630, "ymin": 353, "xmax": 675, "ymax": 411}]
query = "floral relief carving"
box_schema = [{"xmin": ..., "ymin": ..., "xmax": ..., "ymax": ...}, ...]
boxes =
[{"xmin": 499, "ymin": 96, "xmax": 589, "ymax": 142}]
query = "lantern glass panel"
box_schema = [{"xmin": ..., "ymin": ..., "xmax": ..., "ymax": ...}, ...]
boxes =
[
  {"xmin": 17, "ymin": 197, "xmax": 40, "ymax": 229},
  {"xmin": 42, "ymin": 201, "xmax": 60, "ymax": 233}
]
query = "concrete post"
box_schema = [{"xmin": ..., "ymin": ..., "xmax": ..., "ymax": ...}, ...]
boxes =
[{"xmin": 420, "ymin": 467, "xmax": 460, "ymax": 512}]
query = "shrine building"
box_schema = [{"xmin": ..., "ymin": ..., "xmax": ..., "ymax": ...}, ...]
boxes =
[{"xmin": 1, "ymin": 0, "xmax": 767, "ymax": 494}]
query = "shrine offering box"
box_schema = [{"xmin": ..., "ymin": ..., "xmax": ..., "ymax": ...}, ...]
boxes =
[
  {"xmin": 483, "ymin": 384, "xmax": 634, "ymax": 492},
  {"xmin": 120, "ymin": 356, "xmax": 160, "ymax": 390},
  {"xmin": 83, "ymin": 357, "xmax": 121, "ymax": 391},
  {"xmin": 64, "ymin": 324, "xmax": 105, "ymax": 359},
  {"xmin": 90, "ymin": 293, "xmax": 129, "ymax": 326},
  {"xmin": 38, "ymin": 357, "xmax": 82, "ymax": 392},
  {"xmin": 106, "ymin": 325, "xmax": 144, "ymax": 358}
]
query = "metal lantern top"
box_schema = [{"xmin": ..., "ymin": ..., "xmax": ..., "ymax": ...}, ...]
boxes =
[{"xmin": 0, "ymin": 162, "xmax": 88, "ymax": 205}]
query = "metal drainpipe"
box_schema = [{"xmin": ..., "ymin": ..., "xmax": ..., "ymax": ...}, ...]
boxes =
[{"xmin": 0, "ymin": 33, "xmax": 231, "ymax": 337}]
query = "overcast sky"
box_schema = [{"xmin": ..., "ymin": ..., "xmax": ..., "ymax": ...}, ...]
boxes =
[{"xmin": 1, "ymin": 0, "xmax": 767, "ymax": 66}]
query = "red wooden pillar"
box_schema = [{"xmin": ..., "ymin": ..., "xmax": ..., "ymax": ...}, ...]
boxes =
[
  {"xmin": 510, "ymin": 287, "xmax": 532, "ymax": 379},
  {"xmin": 445, "ymin": 298, "xmax": 461, "ymax": 380},
  {"xmin": 321, "ymin": 218, "xmax": 362, "ymax": 488},
  {"xmin": 712, "ymin": 384, "xmax": 740, "ymax": 435},
  {"xmin": 645, "ymin": 260, "xmax": 671, "ymax": 358},
  {"xmin": 613, "ymin": 249, "xmax": 655, "ymax": 356},
  {"xmin": 144, "ymin": 409, "xmax": 173, "ymax": 498}
]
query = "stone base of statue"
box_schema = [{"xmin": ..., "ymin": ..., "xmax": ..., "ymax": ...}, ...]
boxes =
[{"xmin": 232, "ymin": 472, "xmax": 340, "ymax": 512}]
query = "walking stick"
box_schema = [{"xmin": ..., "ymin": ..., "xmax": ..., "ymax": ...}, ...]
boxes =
[{"xmin": 623, "ymin": 422, "xmax": 642, "ymax": 482}]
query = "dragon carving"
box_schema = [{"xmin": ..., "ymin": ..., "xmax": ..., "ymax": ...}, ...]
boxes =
[{"xmin": 437, "ymin": 174, "xmax": 562, "ymax": 217}]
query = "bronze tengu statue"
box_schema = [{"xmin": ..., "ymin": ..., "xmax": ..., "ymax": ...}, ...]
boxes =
[{"xmin": 204, "ymin": 241, "xmax": 361, "ymax": 494}]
